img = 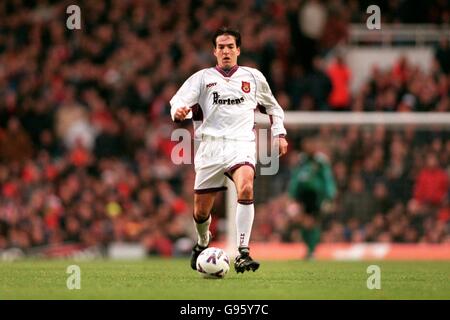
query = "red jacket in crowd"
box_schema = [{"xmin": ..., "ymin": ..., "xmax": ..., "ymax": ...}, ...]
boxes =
[
  {"xmin": 327, "ymin": 59, "xmax": 351, "ymax": 109},
  {"xmin": 413, "ymin": 168, "xmax": 449, "ymax": 205}
]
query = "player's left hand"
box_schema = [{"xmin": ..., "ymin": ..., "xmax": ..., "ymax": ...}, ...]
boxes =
[{"xmin": 275, "ymin": 136, "xmax": 288, "ymax": 157}]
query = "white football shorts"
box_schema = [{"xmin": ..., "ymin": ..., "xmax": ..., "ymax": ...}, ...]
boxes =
[{"xmin": 194, "ymin": 136, "xmax": 256, "ymax": 193}]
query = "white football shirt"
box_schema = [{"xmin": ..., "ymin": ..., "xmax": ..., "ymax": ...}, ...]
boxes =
[{"xmin": 170, "ymin": 65, "xmax": 287, "ymax": 141}]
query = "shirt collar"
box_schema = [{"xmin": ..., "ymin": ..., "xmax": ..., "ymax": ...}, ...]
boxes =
[{"xmin": 215, "ymin": 64, "xmax": 239, "ymax": 77}]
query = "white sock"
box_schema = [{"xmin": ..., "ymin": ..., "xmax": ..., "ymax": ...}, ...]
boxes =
[
  {"xmin": 236, "ymin": 202, "xmax": 255, "ymax": 248},
  {"xmin": 195, "ymin": 215, "xmax": 211, "ymax": 247}
]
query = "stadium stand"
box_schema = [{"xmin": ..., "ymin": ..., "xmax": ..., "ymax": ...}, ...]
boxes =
[{"xmin": 0, "ymin": 0, "xmax": 449, "ymax": 259}]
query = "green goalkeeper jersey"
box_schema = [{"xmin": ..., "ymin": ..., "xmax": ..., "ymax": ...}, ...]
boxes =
[{"xmin": 288, "ymin": 152, "xmax": 337, "ymax": 205}]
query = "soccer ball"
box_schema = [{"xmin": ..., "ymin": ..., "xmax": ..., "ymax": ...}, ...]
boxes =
[{"xmin": 196, "ymin": 247, "xmax": 230, "ymax": 279}]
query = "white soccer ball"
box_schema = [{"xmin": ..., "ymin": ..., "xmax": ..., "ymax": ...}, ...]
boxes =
[{"xmin": 196, "ymin": 247, "xmax": 230, "ymax": 279}]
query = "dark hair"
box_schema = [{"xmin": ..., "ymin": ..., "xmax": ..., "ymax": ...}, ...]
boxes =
[{"xmin": 212, "ymin": 27, "xmax": 241, "ymax": 48}]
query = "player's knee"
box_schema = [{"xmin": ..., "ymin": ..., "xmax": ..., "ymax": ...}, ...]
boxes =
[
  {"xmin": 238, "ymin": 182, "xmax": 253, "ymax": 200},
  {"xmin": 193, "ymin": 209, "xmax": 210, "ymax": 222}
]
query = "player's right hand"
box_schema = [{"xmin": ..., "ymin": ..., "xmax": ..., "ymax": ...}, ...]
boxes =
[{"xmin": 174, "ymin": 106, "xmax": 191, "ymax": 121}]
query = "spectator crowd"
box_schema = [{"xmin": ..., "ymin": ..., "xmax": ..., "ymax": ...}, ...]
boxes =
[
  {"xmin": 0, "ymin": 0, "xmax": 449, "ymax": 256},
  {"xmin": 254, "ymin": 125, "xmax": 450, "ymax": 244}
]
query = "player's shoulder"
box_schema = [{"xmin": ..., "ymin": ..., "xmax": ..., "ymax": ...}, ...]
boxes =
[
  {"xmin": 183, "ymin": 68, "xmax": 211, "ymax": 85},
  {"xmin": 190, "ymin": 68, "xmax": 209, "ymax": 78},
  {"xmin": 314, "ymin": 152, "xmax": 331, "ymax": 164},
  {"xmin": 239, "ymin": 66, "xmax": 266, "ymax": 80},
  {"xmin": 193, "ymin": 67, "xmax": 229, "ymax": 79}
]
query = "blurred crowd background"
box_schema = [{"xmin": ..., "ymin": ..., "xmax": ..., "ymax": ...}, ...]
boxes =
[{"xmin": 0, "ymin": 0, "xmax": 449, "ymax": 256}]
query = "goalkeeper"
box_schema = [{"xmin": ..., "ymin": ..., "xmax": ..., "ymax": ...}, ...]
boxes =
[{"xmin": 288, "ymin": 136, "xmax": 336, "ymax": 259}]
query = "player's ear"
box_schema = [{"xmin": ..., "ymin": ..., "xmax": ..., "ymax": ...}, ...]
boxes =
[
  {"xmin": 213, "ymin": 46, "xmax": 218, "ymax": 58},
  {"xmin": 236, "ymin": 47, "xmax": 240, "ymax": 57}
]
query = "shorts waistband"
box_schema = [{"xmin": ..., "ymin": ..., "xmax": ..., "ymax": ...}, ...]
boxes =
[{"xmin": 197, "ymin": 134, "xmax": 254, "ymax": 142}]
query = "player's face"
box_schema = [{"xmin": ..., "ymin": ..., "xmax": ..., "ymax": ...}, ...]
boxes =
[
  {"xmin": 214, "ymin": 35, "xmax": 240, "ymax": 69},
  {"xmin": 302, "ymin": 139, "xmax": 317, "ymax": 155}
]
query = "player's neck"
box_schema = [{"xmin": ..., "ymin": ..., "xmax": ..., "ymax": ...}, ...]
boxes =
[{"xmin": 215, "ymin": 64, "xmax": 238, "ymax": 77}]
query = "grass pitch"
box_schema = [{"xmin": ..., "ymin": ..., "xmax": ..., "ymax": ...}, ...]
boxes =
[{"xmin": 0, "ymin": 259, "xmax": 449, "ymax": 300}]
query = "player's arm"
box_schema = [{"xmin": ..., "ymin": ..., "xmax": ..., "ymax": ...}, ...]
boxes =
[
  {"xmin": 287, "ymin": 166, "xmax": 301, "ymax": 199},
  {"xmin": 254, "ymin": 70, "xmax": 288, "ymax": 156},
  {"xmin": 316, "ymin": 154, "xmax": 337, "ymax": 201},
  {"xmin": 170, "ymin": 70, "xmax": 203, "ymax": 122}
]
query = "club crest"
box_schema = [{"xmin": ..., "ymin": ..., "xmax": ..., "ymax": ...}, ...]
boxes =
[{"xmin": 241, "ymin": 81, "xmax": 250, "ymax": 93}]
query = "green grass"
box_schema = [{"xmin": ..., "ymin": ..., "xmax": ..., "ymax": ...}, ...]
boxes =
[{"xmin": 0, "ymin": 259, "xmax": 449, "ymax": 299}]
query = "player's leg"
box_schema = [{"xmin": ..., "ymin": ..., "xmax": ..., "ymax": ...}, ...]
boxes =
[
  {"xmin": 299, "ymin": 190, "xmax": 321, "ymax": 260},
  {"xmin": 194, "ymin": 191, "xmax": 216, "ymax": 246},
  {"xmin": 301, "ymin": 214, "xmax": 320, "ymax": 260},
  {"xmin": 232, "ymin": 165, "xmax": 255, "ymax": 249},
  {"xmin": 191, "ymin": 138, "xmax": 229, "ymax": 269},
  {"xmin": 230, "ymin": 164, "xmax": 260, "ymax": 273},
  {"xmin": 190, "ymin": 191, "xmax": 216, "ymax": 270}
]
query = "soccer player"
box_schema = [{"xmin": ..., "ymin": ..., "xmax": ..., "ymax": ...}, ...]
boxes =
[
  {"xmin": 170, "ymin": 27, "xmax": 288, "ymax": 273},
  {"xmin": 288, "ymin": 136, "xmax": 336, "ymax": 260}
]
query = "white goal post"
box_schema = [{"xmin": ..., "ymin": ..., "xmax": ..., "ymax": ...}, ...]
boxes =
[
  {"xmin": 257, "ymin": 111, "xmax": 450, "ymax": 127},
  {"xmin": 226, "ymin": 111, "xmax": 450, "ymax": 255}
]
